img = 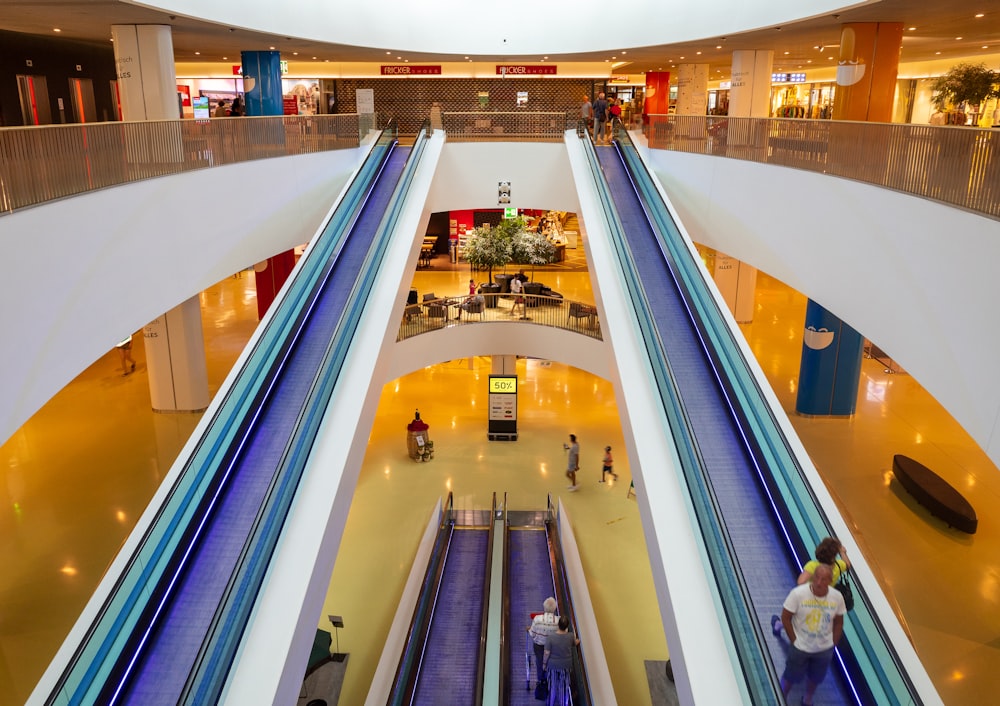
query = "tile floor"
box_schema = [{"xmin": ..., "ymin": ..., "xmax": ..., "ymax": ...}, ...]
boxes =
[{"xmin": 1, "ymin": 246, "xmax": 998, "ymax": 705}]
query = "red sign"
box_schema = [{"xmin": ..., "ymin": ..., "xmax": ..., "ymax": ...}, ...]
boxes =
[
  {"xmin": 496, "ymin": 65, "xmax": 557, "ymax": 75},
  {"xmin": 283, "ymin": 97, "xmax": 299, "ymax": 115},
  {"xmin": 176, "ymin": 84, "xmax": 191, "ymax": 107},
  {"xmin": 381, "ymin": 65, "xmax": 442, "ymax": 75},
  {"xmin": 232, "ymin": 65, "xmax": 243, "ymax": 76}
]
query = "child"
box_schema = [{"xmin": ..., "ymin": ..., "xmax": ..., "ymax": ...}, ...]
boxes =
[{"xmin": 600, "ymin": 445, "xmax": 618, "ymax": 482}]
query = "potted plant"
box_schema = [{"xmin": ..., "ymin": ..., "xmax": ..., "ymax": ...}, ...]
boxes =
[
  {"xmin": 512, "ymin": 229, "xmax": 556, "ymax": 281},
  {"xmin": 463, "ymin": 223, "xmax": 513, "ymax": 284},
  {"xmin": 930, "ymin": 62, "xmax": 1000, "ymax": 123}
]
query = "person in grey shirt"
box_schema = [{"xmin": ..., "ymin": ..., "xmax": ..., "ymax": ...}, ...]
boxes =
[
  {"xmin": 544, "ymin": 616, "xmax": 580, "ymax": 703},
  {"xmin": 564, "ymin": 434, "xmax": 579, "ymax": 491}
]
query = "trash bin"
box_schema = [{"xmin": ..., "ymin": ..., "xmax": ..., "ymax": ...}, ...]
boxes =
[{"xmin": 479, "ymin": 283, "xmax": 501, "ymax": 308}]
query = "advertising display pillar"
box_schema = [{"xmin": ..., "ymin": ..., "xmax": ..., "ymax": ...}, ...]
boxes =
[
  {"xmin": 241, "ymin": 51, "xmax": 283, "ymax": 117},
  {"xmin": 254, "ymin": 250, "xmax": 297, "ymax": 320},
  {"xmin": 795, "ymin": 300, "xmax": 864, "ymax": 417},
  {"xmin": 675, "ymin": 64, "xmax": 709, "ymax": 115},
  {"xmin": 111, "ymin": 24, "xmax": 209, "ymax": 413},
  {"xmin": 832, "ymin": 22, "xmax": 904, "ymax": 123},
  {"xmin": 143, "ymin": 297, "xmax": 210, "ymax": 413},
  {"xmin": 488, "ymin": 355, "xmax": 518, "ymax": 441},
  {"xmin": 728, "ymin": 50, "xmax": 773, "ymax": 118},
  {"xmin": 712, "ymin": 251, "xmax": 756, "ymax": 324},
  {"xmin": 643, "ymin": 71, "xmax": 671, "ymax": 121},
  {"xmin": 111, "ymin": 24, "xmax": 179, "ymax": 121}
]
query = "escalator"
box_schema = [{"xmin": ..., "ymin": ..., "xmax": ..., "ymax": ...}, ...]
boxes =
[
  {"xmin": 582, "ymin": 131, "xmax": 925, "ymax": 704},
  {"xmin": 389, "ymin": 499, "xmax": 495, "ymax": 706},
  {"xmin": 43, "ymin": 123, "xmax": 435, "ymax": 706}
]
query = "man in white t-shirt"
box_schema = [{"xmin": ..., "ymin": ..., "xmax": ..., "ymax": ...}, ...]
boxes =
[{"xmin": 777, "ymin": 563, "xmax": 845, "ymax": 705}]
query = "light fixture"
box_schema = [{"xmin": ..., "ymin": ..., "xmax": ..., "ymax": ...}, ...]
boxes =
[
  {"xmin": 195, "ymin": 51, "xmax": 200, "ymax": 55},
  {"xmin": 975, "ymin": 13, "xmax": 984, "ymax": 18},
  {"xmin": 498, "ymin": 181, "xmax": 511, "ymax": 205},
  {"xmin": 53, "ymin": 28, "xmax": 61, "ymax": 32}
]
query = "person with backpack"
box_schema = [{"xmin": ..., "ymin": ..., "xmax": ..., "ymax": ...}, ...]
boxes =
[
  {"xmin": 592, "ymin": 92, "xmax": 608, "ymax": 144},
  {"xmin": 607, "ymin": 95, "xmax": 622, "ymax": 141}
]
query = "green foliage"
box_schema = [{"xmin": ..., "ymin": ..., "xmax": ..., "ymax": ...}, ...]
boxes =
[
  {"xmin": 512, "ymin": 230, "xmax": 556, "ymax": 267},
  {"xmin": 464, "ymin": 222, "xmax": 514, "ymax": 281},
  {"xmin": 930, "ymin": 62, "xmax": 1000, "ymax": 111}
]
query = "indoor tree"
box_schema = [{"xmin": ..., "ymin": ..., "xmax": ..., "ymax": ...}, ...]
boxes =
[
  {"xmin": 930, "ymin": 62, "xmax": 1000, "ymax": 117},
  {"xmin": 511, "ymin": 229, "xmax": 556, "ymax": 281},
  {"xmin": 463, "ymin": 223, "xmax": 513, "ymax": 283}
]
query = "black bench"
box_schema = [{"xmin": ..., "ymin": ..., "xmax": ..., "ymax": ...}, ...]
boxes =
[{"xmin": 892, "ymin": 454, "xmax": 977, "ymax": 534}]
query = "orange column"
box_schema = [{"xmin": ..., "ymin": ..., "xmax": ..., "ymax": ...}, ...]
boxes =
[
  {"xmin": 832, "ymin": 22, "xmax": 904, "ymax": 123},
  {"xmin": 643, "ymin": 71, "xmax": 671, "ymax": 120}
]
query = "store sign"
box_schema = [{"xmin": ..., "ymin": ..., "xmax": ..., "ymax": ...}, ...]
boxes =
[
  {"xmin": 772, "ymin": 72, "xmax": 807, "ymax": 83},
  {"xmin": 503, "ymin": 207, "xmax": 518, "ymax": 219},
  {"xmin": 232, "ymin": 65, "xmax": 242, "ymax": 76},
  {"xmin": 496, "ymin": 65, "xmax": 557, "ymax": 75},
  {"xmin": 381, "ymin": 65, "xmax": 442, "ymax": 75}
]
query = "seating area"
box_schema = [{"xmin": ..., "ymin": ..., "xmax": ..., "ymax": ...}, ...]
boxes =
[
  {"xmin": 567, "ymin": 302, "xmax": 598, "ymax": 329},
  {"xmin": 892, "ymin": 454, "xmax": 978, "ymax": 534}
]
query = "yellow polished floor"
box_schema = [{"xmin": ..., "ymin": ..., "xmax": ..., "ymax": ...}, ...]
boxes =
[{"xmin": 1, "ymin": 250, "xmax": 998, "ymax": 705}]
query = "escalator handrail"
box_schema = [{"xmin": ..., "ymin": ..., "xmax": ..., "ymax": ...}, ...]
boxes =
[
  {"xmin": 44, "ymin": 122, "xmax": 401, "ymax": 706},
  {"xmin": 475, "ymin": 492, "xmax": 498, "ymax": 706},
  {"xmin": 614, "ymin": 125, "xmax": 922, "ymax": 704}
]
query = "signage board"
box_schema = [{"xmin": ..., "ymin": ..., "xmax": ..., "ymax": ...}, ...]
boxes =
[
  {"xmin": 489, "ymin": 376, "xmax": 517, "ymax": 394},
  {"xmin": 503, "ymin": 207, "xmax": 518, "ymax": 220},
  {"xmin": 488, "ymin": 375, "xmax": 518, "ymax": 439},
  {"xmin": 496, "ymin": 65, "xmax": 557, "ymax": 75},
  {"xmin": 381, "ymin": 65, "xmax": 442, "ymax": 75},
  {"xmin": 193, "ymin": 96, "xmax": 210, "ymax": 120}
]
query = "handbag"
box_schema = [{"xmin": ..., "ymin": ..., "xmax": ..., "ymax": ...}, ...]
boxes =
[
  {"xmin": 836, "ymin": 567, "xmax": 855, "ymax": 611},
  {"xmin": 534, "ymin": 676, "xmax": 548, "ymax": 700}
]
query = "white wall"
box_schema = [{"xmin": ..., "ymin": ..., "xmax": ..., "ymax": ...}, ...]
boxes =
[
  {"xmin": 134, "ymin": 0, "xmax": 852, "ymax": 57},
  {"xmin": 0, "ymin": 149, "xmax": 365, "ymax": 447},
  {"xmin": 643, "ymin": 148, "xmax": 1000, "ymax": 469}
]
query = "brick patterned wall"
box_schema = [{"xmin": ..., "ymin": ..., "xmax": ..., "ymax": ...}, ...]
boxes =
[{"xmin": 334, "ymin": 78, "xmax": 607, "ymax": 133}]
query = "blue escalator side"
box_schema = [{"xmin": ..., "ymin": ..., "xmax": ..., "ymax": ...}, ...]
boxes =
[
  {"xmin": 87, "ymin": 143, "xmax": 413, "ymax": 706},
  {"xmin": 594, "ymin": 147, "xmax": 856, "ymax": 704},
  {"xmin": 413, "ymin": 528, "xmax": 490, "ymax": 706}
]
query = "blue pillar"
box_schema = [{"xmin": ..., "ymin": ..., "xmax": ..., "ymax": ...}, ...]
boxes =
[
  {"xmin": 795, "ymin": 300, "xmax": 864, "ymax": 416},
  {"xmin": 241, "ymin": 51, "xmax": 283, "ymax": 116}
]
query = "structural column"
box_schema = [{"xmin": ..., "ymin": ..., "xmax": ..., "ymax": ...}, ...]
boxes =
[
  {"xmin": 112, "ymin": 24, "xmax": 209, "ymax": 413},
  {"xmin": 795, "ymin": 22, "xmax": 903, "ymax": 416},
  {"xmin": 242, "ymin": 50, "xmax": 297, "ymax": 319},
  {"xmin": 710, "ymin": 250, "xmax": 756, "ymax": 324},
  {"xmin": 728, "ymin": 50, "xmax": 773, "ymax": 119}
]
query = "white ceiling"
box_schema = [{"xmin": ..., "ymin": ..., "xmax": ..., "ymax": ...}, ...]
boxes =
[{"xmin": 0, "ymin": 0, "xmax": 997, "ymax": 78}]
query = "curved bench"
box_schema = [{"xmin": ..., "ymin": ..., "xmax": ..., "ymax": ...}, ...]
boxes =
[{"xmin": 892, "ymin": 454, "xmax": 978, "ymax": 534}]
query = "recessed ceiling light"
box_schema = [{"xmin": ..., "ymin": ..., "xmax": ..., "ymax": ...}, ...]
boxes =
[
  {"xmin": 716, "ymin": 45, "xmax": 722, "ymax": 49},
  {"xmin": 975, "ymin": 13, "xmax": 984, "ymax": 18},
  {"xmin": 611, "ymin": 56, "xmax": 617, "ymax": 59},
  {"xmin": 222, "ymin": 57, "xmax": 228, "ymax": 60},
  {"xmin": 396, "ymin": 56, "xmax": 401, "ymax": 59},
  {"xmin": 269, "ymin": 46, "xmax": 275, "ymax": 50},
  {"xmin": 955, "ymin": 37, "xmax": 963, "ymax": 40},
  {"xmin": 293, "ymin": 52, "xmax": 298, "ymax": 55},
  {"xmin": 696, "ymin": 51, "xmax": 701, "ymax": 55},
  {"xmin": 53, "ymin": 28, "xmax": 61, "ymax": 32},
  {"xmin": 386, "ymin": 51, "xmax": 391, "ymax": 55},
  {"xmin": 464, "ymin": 56, "xmax": 469, "ymax": 59},
  {"xmin": 312, "ymin": 56, "xmax": 317, "ymax": 59},
  {"xmin": 784, "ymin": 51, "xmax": 789, "ymax": 55},
  {"xmin": 195, "ymin": 51, "xmax": 200, "ymax": 55},
  {"xmin": 679, "ymin": 56, "xmax": 685, "ymax": 60},
  {"xmin": 908, "ymin": 27, "xmax": 916, "ymax": 31},
  {"xmin": 983, "ymin": 45, "xmax": 990, "ymax": 49},
  {"xmin": 936, "ymin": 51, "xmax": 942, "ymax": 55}
]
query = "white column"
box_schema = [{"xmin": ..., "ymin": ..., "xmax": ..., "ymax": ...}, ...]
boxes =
[
  {"xmin": 112, "ymin": 24, "xmax": 209, "ymax": 413},
  {"xmin": 111, "ymin": 24, "xmax": 179, "ymax": 121},
  {"xmin": 712, "ymin": 251, "xmax": 757, "ymax": 324},
  {"xmin": 491, "ymin": 354, "xmax": 516, "ymax": 375},
  {"xmin": 144, "ymin": 297, "xmax": 210, "ymax": 413},
  {"xmin": 729, "ymin": 50, "xmax": 773, "ymax": 118}
]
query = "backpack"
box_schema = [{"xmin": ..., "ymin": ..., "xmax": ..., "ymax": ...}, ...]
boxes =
[{"xmin": 610, "ymin": 104, "xmax": 621, "ymax": 117}]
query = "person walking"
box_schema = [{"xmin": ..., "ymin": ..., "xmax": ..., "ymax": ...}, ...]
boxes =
[
  {"xmin": 776, "ymin": 564, "xmax": 845, "ymax": 706},
  {"xmin": 527, "ymin": 597, "xmax": 559, "ymax": 689},
  {"xmin": 543, "ymin": 616, "xmax": 580, "ymax": 705},
  {"xmin": 510, "ymin": 275, "xmax": 525, "ymax": 319},
  {"xmin": 564, "ymin": 434, "xmax": 579, "ymax": 491},
  {"xmin": 600, "ymin": 445, "xmax": 618, "ymax": 482},
  {"xmin": 580, "ymin": 94, "xmax": 593, "ymax": 137},
  {"xmin": 116, "ymin": 334, "xmax": 136, "ymax": 376}
]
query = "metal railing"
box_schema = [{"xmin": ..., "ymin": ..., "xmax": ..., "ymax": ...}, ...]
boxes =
[
  {"xmin": 397, "ymin": 294, "xmax": 602, "ymax": 341},
  {"xmin": 644, "ymin": 114, "xmax": 1000, "ymax": 220},
  {"xmin": 0, "ymin": 113, "xmax": 371, "ymax": 214},
  {"xmin": 441, "ymin": 112, "xmax": 569, "ymax": 142}
]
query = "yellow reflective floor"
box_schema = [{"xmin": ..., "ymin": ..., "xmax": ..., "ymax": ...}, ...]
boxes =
[{"xmin": 1, "ymin": 253, "xmax": 999, "ymax": 705}]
